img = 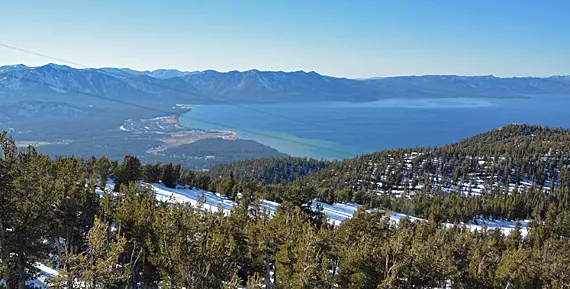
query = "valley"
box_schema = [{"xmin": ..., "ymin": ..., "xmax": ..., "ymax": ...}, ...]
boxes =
[{"xmin": 2, "ymin": 2, "xmax": 569, "ymax": 287}]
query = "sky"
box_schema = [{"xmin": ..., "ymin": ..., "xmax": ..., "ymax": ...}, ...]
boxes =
[{"xmin": 1, "ymin": 0, "xmax": 569, "ymax": 78}]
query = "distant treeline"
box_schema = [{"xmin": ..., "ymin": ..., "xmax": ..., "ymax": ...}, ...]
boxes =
[
  {"xmin": 140, "ymin": 138, "xmax": 288, "ymax": 169},
  {"xmin": 206, "ymin": 157, "xmax": 330, "ymax": 184}
]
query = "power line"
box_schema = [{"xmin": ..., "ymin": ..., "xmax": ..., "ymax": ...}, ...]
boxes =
[
  {"xmin": 6, "ymin": 73, "xmax": 357, "ymax": 158},
  {"xmin": 0, "ymin": 43, "xmax": 365, "ymax": 138}
]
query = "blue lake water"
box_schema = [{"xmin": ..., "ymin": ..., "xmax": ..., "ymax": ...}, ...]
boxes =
[{"xmin": 179, "ymin": 95, "xmax": 570, "ymax": 159}]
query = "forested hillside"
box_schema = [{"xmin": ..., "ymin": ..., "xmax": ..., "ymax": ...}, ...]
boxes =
[
  {"xmin": 141, "ymin": 138, "xmax": 288, "ymax": 169},
  {"xmin": 283, "ymin": 125, "xmax": 569, "ymax": 222},
  {"xmin": 1, "ymin": 126, "xmax": 570, "ymax": 288},
  {"xmin": 206, "ymin": 157, "xmax": 330, "ymax": 184}
]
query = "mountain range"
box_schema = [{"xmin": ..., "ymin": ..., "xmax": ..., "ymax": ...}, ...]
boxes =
[{"xmin": 1, "ymin": 63, "xmax": 570, "ymax": 104}]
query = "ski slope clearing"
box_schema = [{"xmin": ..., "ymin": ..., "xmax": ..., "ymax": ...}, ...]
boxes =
[
  {"xmin": 97, "ymin": 180, "xmax": 529, "ymax": 235},
  {"xmin": 465, "ymin": 218, "xmax": 529, "ymax": 237},
  {"xmin": 9, "ymin": 181, "xmax": 528, "ymax": 288}
]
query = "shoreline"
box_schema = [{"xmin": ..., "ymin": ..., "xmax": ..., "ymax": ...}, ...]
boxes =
[
  {"xmin": 120, "ymin": 110, "xmax": 237, "ymax": 155},
  {"xmin": 173, "ymin": 111, "xmax": 236, "ymax": 137},
  {"xmin": 178, "ymin": 109, "xmax": 354, "ymax": 160},
  {"xmin": 151, "ymin": 113, "xmax": 237, "ymax": 154}
]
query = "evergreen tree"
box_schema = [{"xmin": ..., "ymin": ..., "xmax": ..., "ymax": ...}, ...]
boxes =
[
  {"xmin": 216, "ymin": 173, "xmax": 236, "ymax": 200},
  {"xmin": 49, "ymin": 157, "xmax": 99, "ymax": 288},
  {"xmin": 0, "ymin": 132, "xmax": 17, "ymax": 286},
  {"xmin": 50, "ymin": 216, "xmax": 129, "ymax": 288},
  {"xmin": 113, "ymin": 182, "xmax": 159, "ymax": 287},
  {"xmin": 94, "ymin": 156, "xmax": 112, "ymax": 189},
  {"xmin": 142, "ymin": 163, "xmax": 162, "ymax": 184},
  {"xmin": 2, "ymin": 145, "xmax": 54, "ymax": 288},
  {"xmin": 161, "ymin": 163, "xmax": 177, "ymax": 188},
  {"xmin": 114, "ymin": 155, "xmax": 141, "ymax": 191}
]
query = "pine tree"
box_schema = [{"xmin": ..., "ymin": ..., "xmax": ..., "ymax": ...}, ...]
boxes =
[
  {"xmin": 505, "ymin": 220, "xmax": 523, "ymax": 250},
  {"xmin": 217, "ymin": 173, "xmax": 236, "ymax": 200},
  {"xmin": 494, "ymin": 247, "xmax": 536, "ymax": 288},
  {"xmin": 94, "ymin": 156, "xmax": 112, "ymax": 189},
  {"xmin": 85, "ymin": 156, "xmax": 97, "ymax": 182},
  {"xmin": 49, "ymin": 157, "xmax": 99, "ymax": 288},
  {"xmin": 173, "ymin": 164, "xmax": 182, "ymax": 185},
  {"xmin": 114, "ymin": 155, "xmax": 141, "ymax": 191},
  {"xmin": 50, "ymin": 216, "xmax": 129, "ymax": 288},
  {"xmin": 161, "ymin": 163, "xmax": 177, "ymax": 188},
  {"xmin": 142, "ymin": 163, "xmax": 162, "ymax": 184},
  {"xmin": 113, "ymin": 182, "xmax": 159, "ymax": 287},
  {"xmin": 0, "ymin": 132, "xmax": 17, "ymax": 286},
  {"xmin": 2, "ymin": 145, "xmax": 55, "ymax": 288},
  {"xmin": 149, "ymin": 203, "xmax": 239, "ymax": 288}
]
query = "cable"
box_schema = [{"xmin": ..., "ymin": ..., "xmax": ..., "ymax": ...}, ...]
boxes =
[
  {"xmin": 0, "ymin": 43, "xmax": 366, "ymax": 138},
  {"xmin": 6, "ymin": 73, "xmax": 357, "ymax": 158}
]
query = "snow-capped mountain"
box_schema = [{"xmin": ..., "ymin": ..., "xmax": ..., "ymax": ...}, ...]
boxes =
[
  {"xmin": 0, "ymin": 64, "xmax": 380, "ymax": 103},
  {"xmin": 1, "ymin": 63, "xmax": 570, "ymax": 104},
  {"xmin": 99, "ymin": 67, "xmax": 199, "ymax": 79},
  {"xmin": 0, "ymin": 64, "xmax": 152, "ymax": 100}
]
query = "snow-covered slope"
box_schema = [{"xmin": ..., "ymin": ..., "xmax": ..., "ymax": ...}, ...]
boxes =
[
  {"xmin": 0, "ymin": 63, "xmax": 376, "ymax": 103},
  {"xmin": 0, "ymin": 263, "xmax": 58, "ymax": 289},
  {"xmin": 7, "ymin": 64, "xmax": 569, "ymax": 104},
  {"xmin": 97, "ymin": 181, "xmax": 529, "ymax": 234},
  {"xmin": 9, "ymin": 180, "xmax": 528, "ymax": 288}
]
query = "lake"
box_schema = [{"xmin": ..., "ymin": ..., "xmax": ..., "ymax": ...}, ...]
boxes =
[{"xmin": 180, "ymin": 95, "xmax": 570, "ymax": 159}]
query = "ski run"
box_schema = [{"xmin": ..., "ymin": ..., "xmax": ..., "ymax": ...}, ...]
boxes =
[{"xmin": 5, "ymin": 180, "xmax": 527, "ymax": 288}]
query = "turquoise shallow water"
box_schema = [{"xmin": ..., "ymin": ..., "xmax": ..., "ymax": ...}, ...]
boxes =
[{"xmin": 180, "ymin": 95, "xmax": 570, "ymax": 159}]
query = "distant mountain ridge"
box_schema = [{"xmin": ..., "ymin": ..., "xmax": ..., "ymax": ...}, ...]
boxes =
[
  {"xmin": 1, "ymin": 63, "xmax": 570, "ymax": 105},
  {"xmin": 364, "ymin": 74, "xmax": 570, "ymax": 98},
  {"xmin": 99, "ymin": 67, "xmax": 200, "ymax": 79}
]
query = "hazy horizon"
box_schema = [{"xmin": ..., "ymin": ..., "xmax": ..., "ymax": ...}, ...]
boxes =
[
  {"xmin": 1, "ymin": 61, "xmax": 568, "ymax": 79},
  {"xmin": 1, "ymin": 0, "xmax": 569, "ymax": 78}
]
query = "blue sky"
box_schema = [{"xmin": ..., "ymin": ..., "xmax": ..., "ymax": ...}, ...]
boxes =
[{"xmin": 1, "ymin": 0, "xmax": 569, "ymax": 78}]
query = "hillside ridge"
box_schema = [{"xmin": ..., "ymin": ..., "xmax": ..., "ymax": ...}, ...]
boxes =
[{"xmin": 2, "ymin": 64, "xmax": 570, "ymax": 104}]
